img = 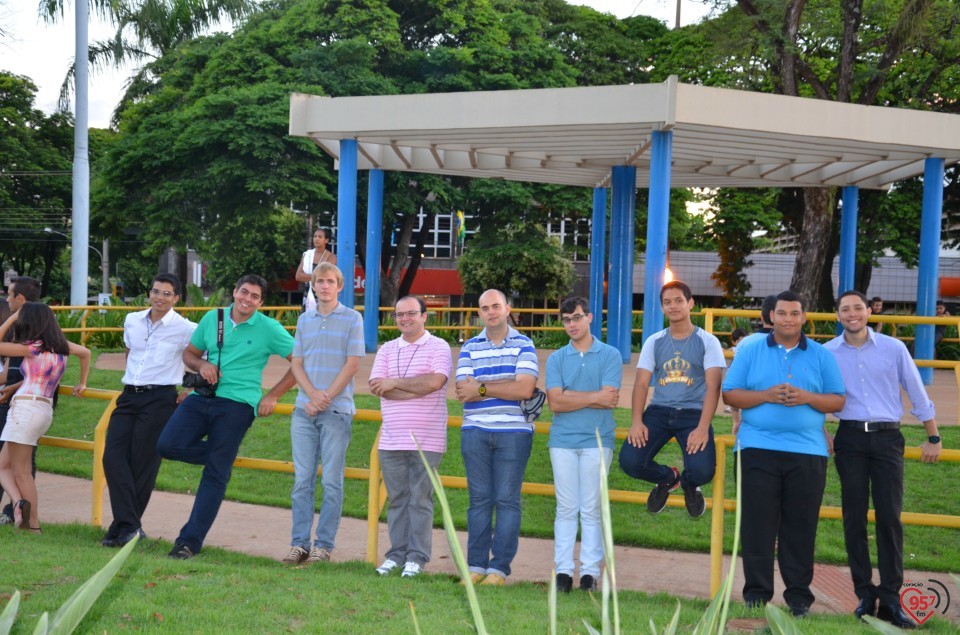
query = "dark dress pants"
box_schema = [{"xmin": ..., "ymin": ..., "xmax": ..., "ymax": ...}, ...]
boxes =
[
  {"xmin": 740, "ymin": 448, "xmax": 827, "ymax": 610},
  {"xmin": 834, "ymin": 426, "xmax": 904, "ymax": 605},
  {"xmin": 102, "ymin": 386, "xmax": 178, "ymax": 534}
]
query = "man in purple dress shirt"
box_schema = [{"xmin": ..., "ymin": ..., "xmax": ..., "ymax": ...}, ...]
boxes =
[{"xmin": 825, "ymin": 290, "xmax": 943, "ymax": 629}]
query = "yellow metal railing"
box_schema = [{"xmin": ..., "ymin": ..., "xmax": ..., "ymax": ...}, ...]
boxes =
[
  {"xmin": 45, "ymin": 383, "xmax": 960, "ymax": 598},
  {"xmin": 51, "ymin": 305, "xmax": 960, "ymax": 350}
]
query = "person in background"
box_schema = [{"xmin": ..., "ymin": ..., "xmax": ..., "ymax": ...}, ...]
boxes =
[
  {"xmin": 295, "ymin": 228, "xmax": 337, "ymax": 313},
  {"xmin": 0, "ymin": 302, "xmax": 90, "ymax": 532},
  {"xmin": 726, "ymin": 328, "xmax": 747, "ymax": 428},
  {"xmin": 934, "ymin": 300, "xmax": 950, "ymax": 348}
]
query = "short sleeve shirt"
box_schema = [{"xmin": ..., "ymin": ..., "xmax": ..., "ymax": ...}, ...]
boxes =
[
  {"xmin": 722, "ymin": 333, "xmax": 845, "ymax": 456},
  {"xmin": 293, "ymin": 302, "xmax": 365, "ymax": 414},
  {"xmin": 638, "ymin": 327, "xmax": 726, "ymax": 410},
  {"xmin": 190, "ymin": 306, "xmax": 294, "ymax": 412},
  {"xmin": 545, "ymin": 337, "xmax": 622, "ymax": 449},
  {"xmin": 370, "ymin": 331, "xmax": 452, "ymax": 453},
  {"xmin": 456, "ymin": 326, "xmax": 539, "ymax": 433}
]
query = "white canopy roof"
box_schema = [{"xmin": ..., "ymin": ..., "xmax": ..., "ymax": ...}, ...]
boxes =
[{"xmin": 289, "ymin": 77, "xmax": 960, "ymax": 191}]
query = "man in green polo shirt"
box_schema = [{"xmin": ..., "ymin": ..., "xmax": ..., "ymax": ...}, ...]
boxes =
[{"xmin": 158, "ymin": 274, "xmax": 295, "ymax": 559}]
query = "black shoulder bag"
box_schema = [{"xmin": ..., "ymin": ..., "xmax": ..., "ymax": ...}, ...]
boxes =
[{"xmin": 182, "ymin": 308, "xmax": 223, "ymax": 398}]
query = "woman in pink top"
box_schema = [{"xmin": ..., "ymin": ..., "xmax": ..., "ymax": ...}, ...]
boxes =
[{"xmin": 0, "ymin": 302, "xmax": 90, "ymax": 532}]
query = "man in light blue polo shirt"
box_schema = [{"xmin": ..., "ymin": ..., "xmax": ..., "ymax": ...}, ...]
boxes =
[
  {"xmin": 455, "ymin": 288, "xmax": 538, "ymax": 586},
  {"xmin": 723, "ymin": 290, "xmax": 845, "ymax": 617},
  {"xmin": 285, "ymin": 262, "xmax": 364, "ymax": 565},
  {"xmin": 545, "ymin": 296, "xmax": 621, "ymax": 593}
]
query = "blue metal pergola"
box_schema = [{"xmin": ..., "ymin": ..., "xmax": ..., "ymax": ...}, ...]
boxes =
[{"xmin": 290, "ymin": 77, "xmax": 960, "ymax": 382}]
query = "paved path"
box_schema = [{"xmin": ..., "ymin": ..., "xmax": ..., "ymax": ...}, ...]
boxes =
[
  {"xmin": 35, "ymin": 472, "xmax": 958, "ymax": 623},
  {"xmin": 57, "ymin": 351, "xmax": 959, "ymax": 622}
]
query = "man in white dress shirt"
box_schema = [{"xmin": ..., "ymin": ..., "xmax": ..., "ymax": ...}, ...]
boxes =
[{"xmin": 100, "ymin": 273, "xmax": 196, "ymax": 547}]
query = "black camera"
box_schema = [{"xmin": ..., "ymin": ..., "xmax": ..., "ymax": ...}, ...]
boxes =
[{"xmin": 182, "ymin": 372, "xmax": 217, "ymax": 398}]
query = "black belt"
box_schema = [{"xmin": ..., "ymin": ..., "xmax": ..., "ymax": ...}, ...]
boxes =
[
  {"xmin": 124, "ymin": 384, "xmax": 176, "ymax": 393},
  {"xmin": 839, "ymin": 419, "xmax": 900, "ymax": 432}
]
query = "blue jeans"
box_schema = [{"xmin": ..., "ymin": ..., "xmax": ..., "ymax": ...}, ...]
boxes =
[
  {"xmin": 460, "ymin": 428, "xmax": 533, "ymax": 578},
  {"xmin": 618, "ymin": 405, "xmax": 715, "ymax": 488},
  {"xmin": 290, "ymin": 407, "xmax": 353, "ymax": 550},
  {"xmin": 550, "ymin": 447, "xmax": 613, "ymax": 578},
  {"xmin": 157, "ymin": 395, "xmax": 254, "ymax": 553}
]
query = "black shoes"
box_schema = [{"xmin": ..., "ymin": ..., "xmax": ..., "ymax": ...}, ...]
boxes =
[
  {"xmin": 168, "ymin": 542, "xmax": 195, "ymax": 560},
  {"xmin": 681, "ymin": 481, "xmax": 706, "ymax": 518},
  {"xmin": 877, "ymin": 603, "xmax": 917, "ymax": 629},
  {"xmin": 789, "ymin": 605, "xmax": 809, "ymax": 618},
  {"xmin": 579, "ymin": 575, "xmax": 597, "ymax": 592},
  {"xmin": 647, "ymin": 467, "xmax": 681, "ymax": 514},
  {"xmin": 555, "ymin": 573, "xmax": 573, "ymax": 593},
  {"xmin": 854, "ymin": 597, "xmax": 877, "ymax": 620},
  {"xmin": 103, "ymin": 528, "xmax": 146, "ymax": 548}
]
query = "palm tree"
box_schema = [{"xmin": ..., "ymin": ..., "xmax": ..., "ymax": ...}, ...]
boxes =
[{"xmin": 39, "ymin": 0, "xmax": 256, "ymax": 124}]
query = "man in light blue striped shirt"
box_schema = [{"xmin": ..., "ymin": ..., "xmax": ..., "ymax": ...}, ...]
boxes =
[{"xmin": 455, "ymin": 289, "xmax": 539, "ymax": 586}]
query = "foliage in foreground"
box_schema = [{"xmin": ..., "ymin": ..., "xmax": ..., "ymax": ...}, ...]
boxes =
[{"xmin": 1, "ymin": 535, "xmax": 137, "ymax": 634}]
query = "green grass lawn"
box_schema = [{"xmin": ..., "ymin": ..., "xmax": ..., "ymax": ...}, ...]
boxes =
[
  {"xmin": 42, "ymin": 352, "xmax": 960, "ymax": 574},
  {"xmin": 4, "ymin": 525, "xmax": 958, "ymax": 634}
]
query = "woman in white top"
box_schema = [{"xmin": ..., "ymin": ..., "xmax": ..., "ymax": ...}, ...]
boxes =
[{"xmin": 296, "ymin": 228, "xmax": 337, "ymax": 311}]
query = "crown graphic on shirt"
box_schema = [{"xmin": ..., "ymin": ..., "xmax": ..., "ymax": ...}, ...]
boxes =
[{"xmin": 659, "ymin": 351, "xmax": 694, "ymax": 387}]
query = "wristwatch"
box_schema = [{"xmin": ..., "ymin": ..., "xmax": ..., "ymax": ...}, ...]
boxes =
[
  {"xmin": 928, "ymin": 435, "xmax": 941, "ymax": 444},
  {"xmin": 478, "ymin": 383, "xmax": 487, "ymax": 397}
]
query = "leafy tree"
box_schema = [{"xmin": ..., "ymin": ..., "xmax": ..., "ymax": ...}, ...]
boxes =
[
  {"xmin": 0, "ymin": 72, "xmax": 75, "ymax": 298},
  {"xmin": 457, "ymin": 221, "xmax": 574, "ymax": 302}
]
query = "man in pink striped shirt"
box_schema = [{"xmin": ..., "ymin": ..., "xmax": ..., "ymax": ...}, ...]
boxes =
[{"xmin": 369, "ymin": 295, "xmax": 453, "ymax": 578}]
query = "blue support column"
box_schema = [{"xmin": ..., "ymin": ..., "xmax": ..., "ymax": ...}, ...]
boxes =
[
  {"xmin": 607, "ymin": 182, "xmax": 623, "ymax": 352},
  {"xmin": 642, "ymin": 131, "xmax": 673, "ymax": 345},
  {"xmin": 916, "ymin": 158, "xmax": 945, "ymax": 384},
  {"xmin": 364, "ymin": 169, "xmax": 384, "ymax": 353},
  {"xmin": 337, "ymin": 139, "xmax": 358, "ymax": 307},
  {"xmin": 611, "ymin": 166, "xmax": 637, "ymax": 363},
  {"xmin": 590, "ymin": 187, "xmax": 608, "ymax": 339},
  {"xmin": 839, "ymin": 186, "xmax": 858, "ymax": 294}
]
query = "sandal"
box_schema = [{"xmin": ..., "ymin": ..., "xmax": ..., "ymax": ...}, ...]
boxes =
[{"xmin": 23, "ymin": 526, "xmax": 42, "ymax": 534}]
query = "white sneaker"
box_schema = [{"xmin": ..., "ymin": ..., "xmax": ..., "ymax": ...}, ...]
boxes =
[
  {"xmin": 376, "ymin": 558, "xmax": 400, "ymax": 576},
  {"xmin": 401, "ymin": 561, "xmax": 423, "ymax": 578}
]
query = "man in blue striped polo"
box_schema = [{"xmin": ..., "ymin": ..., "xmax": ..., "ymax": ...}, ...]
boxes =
[
  {"xmin": 284, "ymin": 262, "xmax": 364, "ymax": 565},
  {"xmin": 455, "ymin": 289, "xmax": 539, "ymax": 586}
]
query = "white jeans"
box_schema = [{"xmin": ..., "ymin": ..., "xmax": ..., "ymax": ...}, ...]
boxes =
[{"xmin": 550, "ymin": 447, "xmax": 613, "ymax": 578}]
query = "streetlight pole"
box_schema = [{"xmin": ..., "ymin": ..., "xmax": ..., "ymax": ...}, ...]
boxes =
[{"xmin": 44, "ymin": 228, "xmax": 109, "ymax": 297}]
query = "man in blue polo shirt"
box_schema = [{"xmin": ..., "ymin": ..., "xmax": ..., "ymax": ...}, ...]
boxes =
[
  {"xmin": 455, "ymin": 289, "xmax": 538, "ymax": 586},
  {"xmin": 158, "ymin": 274, "xmax": 295, "ymax": 560},
  {"xmin": 284, "ymin": 262, "xmax": 364, "ymax": 565},
  {"xmin": 545, "ymin": 296, "xmax": 621, "ymax": 593},
  {"xmin": 723, "ymin": 290, "xmax": 845, "ymax": 617}
]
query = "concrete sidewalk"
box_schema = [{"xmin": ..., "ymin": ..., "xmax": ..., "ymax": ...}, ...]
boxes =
[{"xmin": 31, "ymin": 472, "xmax": 959, "ymax": 624}]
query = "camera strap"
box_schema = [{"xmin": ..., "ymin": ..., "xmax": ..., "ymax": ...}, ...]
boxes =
[{"xmin": 215, "ymin": 308, "xmax": 224, "ymax": 377}]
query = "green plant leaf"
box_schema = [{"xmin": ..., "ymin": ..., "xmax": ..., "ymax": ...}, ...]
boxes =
[
  {"xmin": 409, "ymin": 601, "xmax": 422, "ymax": 635},
  {"xmin": 548, "ymin": 569, "xmax": 557, "ymax": 635},
  {"xmin": 30, "ymin": 611, "xmax": 48, "ymax": 635},
  {"xmin": 0, "ymin": 590, "xmax": 20, "ymax": 635},
  {"xmin": 763, "ymin": 603, "xmax": 803, "ymax": 635},
  {"xmin": 46, "ymin": 535, "xmax": 139, "ymax": 634}
]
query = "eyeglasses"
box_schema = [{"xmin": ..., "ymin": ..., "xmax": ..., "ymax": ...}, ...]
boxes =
[
  {"xmin": 149, "ymin": 289, "xmax": 176, "ymax": 298},
  {"xmin": 560, "ymin": 313, "xmax": 587, "ymax": 324},
  {"xmin": 394, "ymin": 310, "xmax": 422, "ymax": 319}
]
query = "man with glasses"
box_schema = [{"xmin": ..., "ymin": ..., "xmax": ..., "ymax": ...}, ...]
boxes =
[
  {"xmin": 545, "ymin": 296, "xmax": 621, "ymax": 593},
  {"xmin": 282, "ymin": 262, "xmax": 364, "ymax": 565},
  {"xmin": 455, "ymin": 289, "xmax": 539, "ymax": 586},
  {"xmin": 100, "ymin": 273, "xmax": 195, "ymax": 547},
  {"xmin": 159, "ymin": 274, "xmax": 295, "ymax": 560},
  {"xmin": 369, "ymin": 296, "xmax": 451, "ymax": 578},
  {"xmin": 619, "ymin": 280, "xmax": 725, "ymax": 518}
]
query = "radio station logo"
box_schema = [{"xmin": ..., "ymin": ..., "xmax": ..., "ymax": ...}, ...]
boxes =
[{"xmin": 900, "ymin": 579, "xmax": 951, "ymax": 625}]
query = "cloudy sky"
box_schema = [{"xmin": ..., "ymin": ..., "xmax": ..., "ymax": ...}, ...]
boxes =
[{"xmin": 1, "ymin": 0, "xmax": 712, "ymax": 129}]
